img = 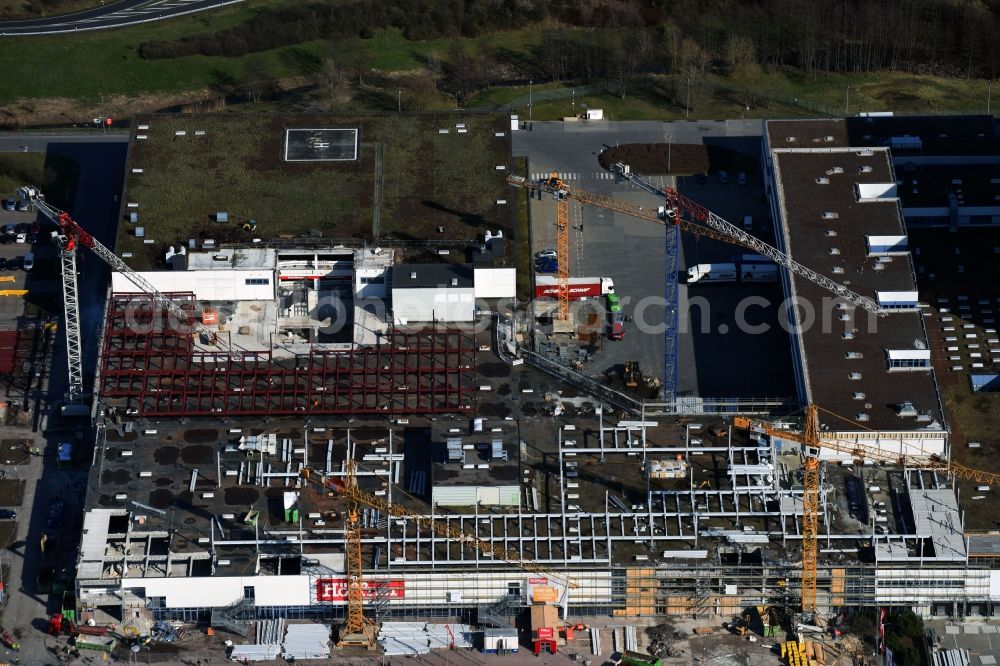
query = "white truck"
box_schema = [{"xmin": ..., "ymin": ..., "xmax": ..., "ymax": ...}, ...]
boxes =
[{"xmin": 687, "ymin": 254, "xmax": 778, "ymax": 284}]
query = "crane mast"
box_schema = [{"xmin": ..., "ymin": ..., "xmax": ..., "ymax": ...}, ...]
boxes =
[
  {"xmin": 736, "ymin": 404, "xmax": 1000, "ymax": 618},
  {"xmin": 27, "ymin": 191, "xmax": 232, "ymax": 408},
  {"xmin": 608, "ymin": 163, "xmax": 887, "ymax": 316},
  {"xmin": 301, "ymin": 465, "xmax": 578, "ymax": 591},
  {"xmin": 509, "ymin": 172, "xmax": 886, "ymax": 316}
]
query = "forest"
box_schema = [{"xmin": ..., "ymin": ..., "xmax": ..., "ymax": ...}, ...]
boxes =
[
  {"xmin": 129, "ymin": 0, "xmax": 1000, "ymax": 113},
  {"xmin": 138, "ymin": 0, "xmax": 1000, "ymax": 77}
]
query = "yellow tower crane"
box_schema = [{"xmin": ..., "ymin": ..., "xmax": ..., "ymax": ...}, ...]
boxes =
[
  {"xmin": 542, "ymin": 171, "xmax": 571, "ymax": 321},
  {"xmin": 300, "ymin": 461, "xmax": 578, "ymax": 648},
  {"xmin": 736, "ymin": 405, "xmax": 1000, "ymax": 618}
]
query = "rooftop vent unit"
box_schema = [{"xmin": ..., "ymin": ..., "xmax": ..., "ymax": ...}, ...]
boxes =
[
  {"xmin": 824, "ymin": 135, "xmax": 836, "ymax": 142},
  {"xmin": 829, "ymin": 248, "xmax": 841, "ymax": 255},
  {"xmin": 786, "ymin": 136, "xmax": 797, "ymax": 142},
  {"xmin": 843, "ymin": 331, "xmax": 855, "ymax": 340},
  {"xmin": 450, "ymin": 277, "xmax": 458, "ymax": 286},
  {"xmin": 410, "ymin": 271, "xmax": 417, "ymax": 279},
  {"xmin": 839, "ymin": 314, "xmax": 851, "ymax": 321},
  {"xmin": 846, "ymin": 352, "xmax": 863, "ymax": 359},
  {"xmin": 816, "ymin": 177, "xmax": 830, "ymax": 185},
  {"xmin": 827, "ymin": 166, "xmax": 844, "ymax": 175},
  {"xmin": 825, "ymin": 230, "xmax": 838, "ymax": 237},
  {"xmin": 832, "ymin": 266, "xmax": 845, "ymax": 274},
  {"xmin": 872, "ymin": 263, "xmax": 885, "ymax": 271},
  {"xmin": 856, "ymin": 149, "xmax": 874, "ymax": 157},
  {"xmin": 856, "ymin": 413, "xmax": 870, "ymax": 422},
  {"xmin": 916, "ymin": 412, "xmax": 932, "ymax": 422},
  {"xmin": 822, "ymin": 211, "xmax": 839, "ymax": 220},
  {"xmin": 852, "ymin": 392, "xmax": 866, "ymax": 400},
  {"xmin": 849, "ymin": 372, "xmax": 862, "ymax": 380},
  {"xmin": 859, "ymin": 165, "xmax": 873, "ymax": 174},
  {"xmin": 896, "ymin": 401, "xmax": 918, "ymax": 417}
]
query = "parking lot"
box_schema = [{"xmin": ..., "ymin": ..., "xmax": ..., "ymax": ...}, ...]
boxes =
[{"xmin": 514, "ymin": 121, "xmax": 795, "ymax": 401}]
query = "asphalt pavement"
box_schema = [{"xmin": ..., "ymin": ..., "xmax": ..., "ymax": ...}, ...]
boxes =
[
  {"xmin": 0, "ymin": 131, "xmax": 126, "ymax": 662},
  {"xmin": 0, "ymin": 0, "xmax": 242, "ymax": 35},
  {"xmin": 512, "ymin": 119, "xmax": 794, "ymax": 401}
]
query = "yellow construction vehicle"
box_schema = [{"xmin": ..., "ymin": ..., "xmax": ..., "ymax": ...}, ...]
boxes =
[
  {"xmin": 737, "ymin": 404, "xmax": 1000, "ymax": 620},
  {"xmin": 623, "ymin": 361, "xmax": 640, "ymax": 388}
]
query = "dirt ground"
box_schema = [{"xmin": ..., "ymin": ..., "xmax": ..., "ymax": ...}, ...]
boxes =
[
  {"xmin": 599, "ymin": 143, "xmax": 710, "ymax": 175},
  {"xmin": 0, "ymin": 439, "xmax": 31, "ymax": 466},
  {"xmin": 0, "ymin": 478, "xmax": 24, "ymax": 506}
]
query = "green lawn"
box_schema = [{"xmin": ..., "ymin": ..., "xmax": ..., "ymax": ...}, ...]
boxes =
[
  {"xmin": 0, "ymin": 1, "xmax": 995, "ymax": 122},
  {"xmin": 0, "ymin": 152, "xmax": 78, "ymax": 210},
  {"xmin": 354, "ymin": 27, "xmax": 542, "ymax": 73},
  {"xmin": 0, "ymin": 0, "xmax": 100, "ymax": 20},
  {"xmin": 0, "ymin": 0, "xmax": 318, "ymax": 103},
  {"xmin": 118, "ymin": 112, "xmax": 509, "ymax": 269}
]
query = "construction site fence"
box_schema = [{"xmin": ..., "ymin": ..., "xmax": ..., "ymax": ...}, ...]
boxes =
[{"xmin": 519, "ymin": 349, "xmax": 792, "ymax": 416}]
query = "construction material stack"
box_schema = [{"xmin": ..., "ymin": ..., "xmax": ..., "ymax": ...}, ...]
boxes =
[{"xmin": 780, "ymin": 640, "xmax": 825, "ymax": 666}]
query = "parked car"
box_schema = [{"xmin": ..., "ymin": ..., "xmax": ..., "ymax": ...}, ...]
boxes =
[
  {"xmin": 608, "ymin": 312, "xmax": 626, "ymax": 340},
  {"xmin": 1, "ymin": 198, "xmax": 13, "ymax": 211},
  {"xmin": 535, "ymin": 258, "xmax": 558, "ymax": 273},
  {"xmin": 23, "ymin": 253, "xmax": 33, "ymax": 271},
  {"xmin": 737, "ymin": 171, "xmax": 748, "ymax": 185},
  {"xmin": 15, "ymin": 232, "xmax": 26, "ymax": 244},
  {"xmin": 0, "ymin": 510, "xmax": 16, "ymax": 520},
  {"xmin": 1, "ymin": 224, "xmax": 14, "ymax": 236},
  {"xmin": 14, "ymin": 199, "xmax": 29, "ymax": 212},
  {"xmin": 717, "ymin": 170, "xmax": 729, "ymax": 184},
  {"xmin": 534, "ymin": 248, "xmax": 558, "ymax": 260}
]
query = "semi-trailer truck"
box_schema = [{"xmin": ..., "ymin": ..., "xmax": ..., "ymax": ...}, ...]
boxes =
[
  {"xmin": 687, "ymin": 254, "xmax": 778, "ymax": 284},
  {"xmin": 534, "ymin": 276, "xmax": 615, "ymax": 299}
]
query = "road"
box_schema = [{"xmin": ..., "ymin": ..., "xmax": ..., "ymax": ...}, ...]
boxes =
[
  {"xmin": 0, "ymin": 131, "xmax": 126, "ymax": 664},
  {"xmin": 0, "ymin": 0, "xmax": 242, "ymax": 36}
]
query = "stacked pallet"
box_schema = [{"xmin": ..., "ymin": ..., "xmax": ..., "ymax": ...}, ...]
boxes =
[{"xmin": 779, "ymin": 640, "xmax": 826, "ymax": 666}]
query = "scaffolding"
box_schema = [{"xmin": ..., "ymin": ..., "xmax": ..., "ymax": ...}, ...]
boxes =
[{"xmin": 98, "ymin": 293, "xmax": 477, "ymax": 417}]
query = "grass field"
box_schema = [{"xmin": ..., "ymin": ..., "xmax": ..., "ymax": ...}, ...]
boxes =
[
  {"xmin": 0, "ymin": 0, "xmax": 96, "ymax": 19},
  {"xmin": 0, "ymin": 1, "xmax": 995, "ymax": 124},
  {"xmin": 119, "ymin": 112, "xmax": 510, "ymax": 268},
  {"xmin": 0, "ymin": 0, "xmax": 312, "ymax": 104},
  {"xmin": 0, "ymin": 152, "xmax": 79, "ymax": 210},
  {"xmin": 941, "ymin": 382, "xmax": 1000, "ymax": 529}
]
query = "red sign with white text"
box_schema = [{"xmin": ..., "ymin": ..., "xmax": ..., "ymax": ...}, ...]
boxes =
[
  {"xmin": 528, "ymin": 578, "xmax": 548, "ymax": 585},
  {"xmin": 536, "ymin": 627, "xmax": 555, "ymax": 639},
  {"xmin": 316, "ymin": 579, "xmax": 405, "ymax": 602}
]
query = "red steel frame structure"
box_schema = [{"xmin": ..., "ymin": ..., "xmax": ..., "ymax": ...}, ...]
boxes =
[{"xmin": 99, "ymin": 293, "xmax": 477, "ymax": 417}]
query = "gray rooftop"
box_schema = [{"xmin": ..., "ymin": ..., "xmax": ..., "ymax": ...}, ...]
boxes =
[
  {"xmin": 394, "ymin": 263, "xmax": 474, "ymax": 289},
  {"xmin": 768, "ymin": 131, "xmax": 944, "ymax": 431}
]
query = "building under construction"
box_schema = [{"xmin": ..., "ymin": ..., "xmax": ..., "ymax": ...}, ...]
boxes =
[{"xmin": 70, "ymin": 113, "xmax": 1000, "ymax": 645}]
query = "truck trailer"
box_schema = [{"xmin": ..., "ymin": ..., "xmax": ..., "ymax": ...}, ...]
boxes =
[
  {"xmin": 534, "ymin": 276, "xmax": 615, "ymax": 299},
  {"xmin": 687, "ymin": 255, "xmax": 778, "ymax": 284}
]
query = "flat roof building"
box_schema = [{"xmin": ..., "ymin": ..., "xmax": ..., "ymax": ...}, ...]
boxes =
[{"xmin": 764, "ymin": 119, "xmax": 947, "ymax": 457}]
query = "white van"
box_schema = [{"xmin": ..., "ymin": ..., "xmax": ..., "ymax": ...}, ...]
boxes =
[
  {"xmin": 22, "ymin": 252, "xmax": 33, "ymax": 271},
  {"xmin": 742, "ymin": 215, "xmax": 753, "ymax": 231}
]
